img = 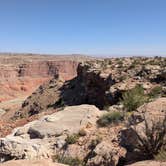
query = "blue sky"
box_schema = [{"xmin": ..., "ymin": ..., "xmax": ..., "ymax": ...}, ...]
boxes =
[{"xmin": 0, "ymin": 0, "xmax": 165, "ymax": 56}]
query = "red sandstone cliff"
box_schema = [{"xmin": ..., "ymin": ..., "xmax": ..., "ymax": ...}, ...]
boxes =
[{"xmin": 0, "ymin": 54, "xmax": 84, "ymax": 102}]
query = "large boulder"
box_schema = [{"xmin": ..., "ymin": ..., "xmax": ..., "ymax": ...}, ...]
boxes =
[
  {"xmin": 87, "ymin": 141, "xmax": 126, "ymax": 166},
  {"xmin": 0, "ymin": 105, "xmax": 103, "ymax": 161},
  {"xmin": 130, "ymin": 97, "xmax": 166, "ymax": 124},
  {"xmin": 27, "ymin": 104, "xmax": 102, "ymax": 138},
  {"xmin": 0, "ymin": 104, "xmax": 126, "ymax": 165}
]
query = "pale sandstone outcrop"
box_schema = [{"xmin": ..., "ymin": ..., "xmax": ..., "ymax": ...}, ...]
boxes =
[
  {"xmin": 0, "ymin": 105, "xmax": 103, "ymax": 161},
  {"xmin": 0, "ymin": 105, "xmax": 126, "ymax": 166},
  {"xmin": 0, "ymin": 159, "xmax": 68, "ymax": 166},
  {"xmin": 87, "ymin": 141, "xmax": 126, "ymax": 166},
  {"xmin": 0, "ymin": 109, "xmax": 5, "ymax": 117},
  {"xmin": 125, "ymin": 160, "xmax": 166, "ymax": 166}
]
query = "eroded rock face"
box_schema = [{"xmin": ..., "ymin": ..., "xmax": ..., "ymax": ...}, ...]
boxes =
[
  {"xmin": 0, "ymin": 105, "xmax": 126, "ymax": 166},
  {"xmin": 0, "ymin": 105, "xmax": 102, "ymax": 161},
  {"xmin": 16, "ymin": 57, "xmax": 166, "ymax": 119},
  {"xmin": 0, "ymin": 54, "xmax": 81, "ymax": 103},
  {"xmin": 77, "ymin": 63, "xmax": 115, "ymax": 108},
  {"xmin": 14, "ymin": 78, "xmax": 64, "ymax": 118},
  {"xmin": 15, "ymin": 63, "xmax": 115, "ymax": 118}
]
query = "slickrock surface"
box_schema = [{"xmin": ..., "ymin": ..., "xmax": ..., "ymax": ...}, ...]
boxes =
[
  {"xmin": 0, "ymin": 105, "xmax": 103, "ymax": 160},
  {"xmin": 0, "ymin": 105, "xmax": 126, "ymax": 166},
  {"xmin": 0, "ymin": 159, "xmax": 68, "ymax": 166},
  {"xmin": 126, "ymin": 160, "xmax": 166, "ymax": 166}
]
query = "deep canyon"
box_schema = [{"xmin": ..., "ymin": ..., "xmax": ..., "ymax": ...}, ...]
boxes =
[{"xmin": 0, "ymin": 54, "xmax": 165, "ymax": 166}]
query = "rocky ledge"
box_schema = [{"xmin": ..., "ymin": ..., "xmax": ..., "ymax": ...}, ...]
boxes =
[
  {"xmin": 0, "ymin": 104, "xmax": 126, "ymax": 166},
  {"xmin": 15, "ymin": 57, "xmax": 166, "ymax": 118},
  {"xmin": 1, "ymin": 98, "xmax": 166, "ymax": 165},
  {"xmin": 0, "ymin": 159, "xmax": 68, "ymax": 166}
]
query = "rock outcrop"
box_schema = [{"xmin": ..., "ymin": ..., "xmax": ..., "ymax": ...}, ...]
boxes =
[
  {"xmin": 120, "ymin": 98, "xmax": 166, "ymax": 162},
  {"xmin": 0, "ymin": 54, "xmax": 92, "ymax": 126},
  {"xmin": 125, "ymin": 160, "xmax": 166, "ymax": 166},
  {"xmin": 0, "ymin": 54, "xmax": 87, "ymax": 103},
  {"xmin": 0, "ymin": 105, "xmax": 126, "ymax": 166},
  {"xmin": 0, "ymin": 159, "xmax": 68, "ymax": 166},
  {"xmin": 15, "ymin": 63, "xmax": 115, "ymax": 118},
  {"xmin": 0, "ymin": 105, "xmax": 102, "ymax": 161},
  {"xmin": 87, "ymin": 141, "xmax": 126, "ymax": 166},
  {"xmin": 16, "ymin": 57, "xmax": 166, "ymax": 119}
]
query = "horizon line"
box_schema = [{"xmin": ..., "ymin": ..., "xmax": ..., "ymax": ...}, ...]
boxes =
[{"xmin": 0, "ymin": 52, "xmax": 165, "ymax": 58}]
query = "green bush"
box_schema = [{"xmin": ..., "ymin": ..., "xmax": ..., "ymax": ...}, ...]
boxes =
[
  {"xmin": 122, "ymin": 85, "xmax": 147, "ymax": 112},
  {"xmin": 53, "ymin": 155, "xmax": 84, "ymax": 166},
  {"xmin": 148, "ymin": 86, "xmax": 162, "ymax": 99},
  {"xmin": 65, "ymin": 134, "xmax": 79, "ymax": 144},
  {"xmin": 117, "ymin": 60, "xmax": 123, "ymax": 68},
  {"xmin": 133, "ymin": 116, "xmax": 166, "ymax": 160},
  {"xmin": 97, "ymin": 111, "xmax": 124, "ymax": 127}
]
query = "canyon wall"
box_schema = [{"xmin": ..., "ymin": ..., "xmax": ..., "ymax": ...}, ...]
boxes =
[
  {"xmin": 15, "ymin": 57, "xmax": 166, "ymax": 119},
  {"xmin": 0, "ymin": 54, "xmax": 81, "ymax": 102}
]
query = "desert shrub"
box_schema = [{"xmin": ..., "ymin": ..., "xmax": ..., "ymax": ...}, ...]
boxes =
[
  {"xmin": 117, "ymin": 59, "xmax": 123, "ymax": 68},
  {"xmin": 52, "ymin": 155, "xmax": 84, "ymax": 166},
  {"xmin": 154, "ymin": 147, "xmax": 166, "ymax": 162},
  {"xmin": 128, "ymin": 63, "xmax": 136, "ymax": 69},
  {"xmin": 65, "ymin": 134, "xmax": 79, "ymax": 144},
  {"xmin": 101, "ymin": 62, "xmax": 108, "ymax": 70},
  {"xmin": 89, "ymin": 135, "xmax": 102, "ymax": 149},
  {"xmin": 119, "ymin": 75, "xmax": 127, "ymax": 82},
  {"xmin": 128, "ymin": 59, "xmax": 138, "ymax": 69},
  {"xmin": 148, "ymin": 86, "xmax": 162, "ymax": 99},
  {"xmin": 48, "ymin": 98, "xmax": 65, "ymax": 109},
  {"xmin": 132, "ymin": 115, "xmax": 166, "ymax": 159},
  {"xmin": 97, "ymin": 111, "xmax": 124, "ymax": 127},
  {"xmin": 122, "ymin": 85, "xmax": 148, "ymax": 112},
  {"xmin": 108, "ymin": 60, "xmax": 112, "ymax": 65},
  {"xmin": 103, "ymin": 105, "xmax": 110, "ymax": 111}
]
